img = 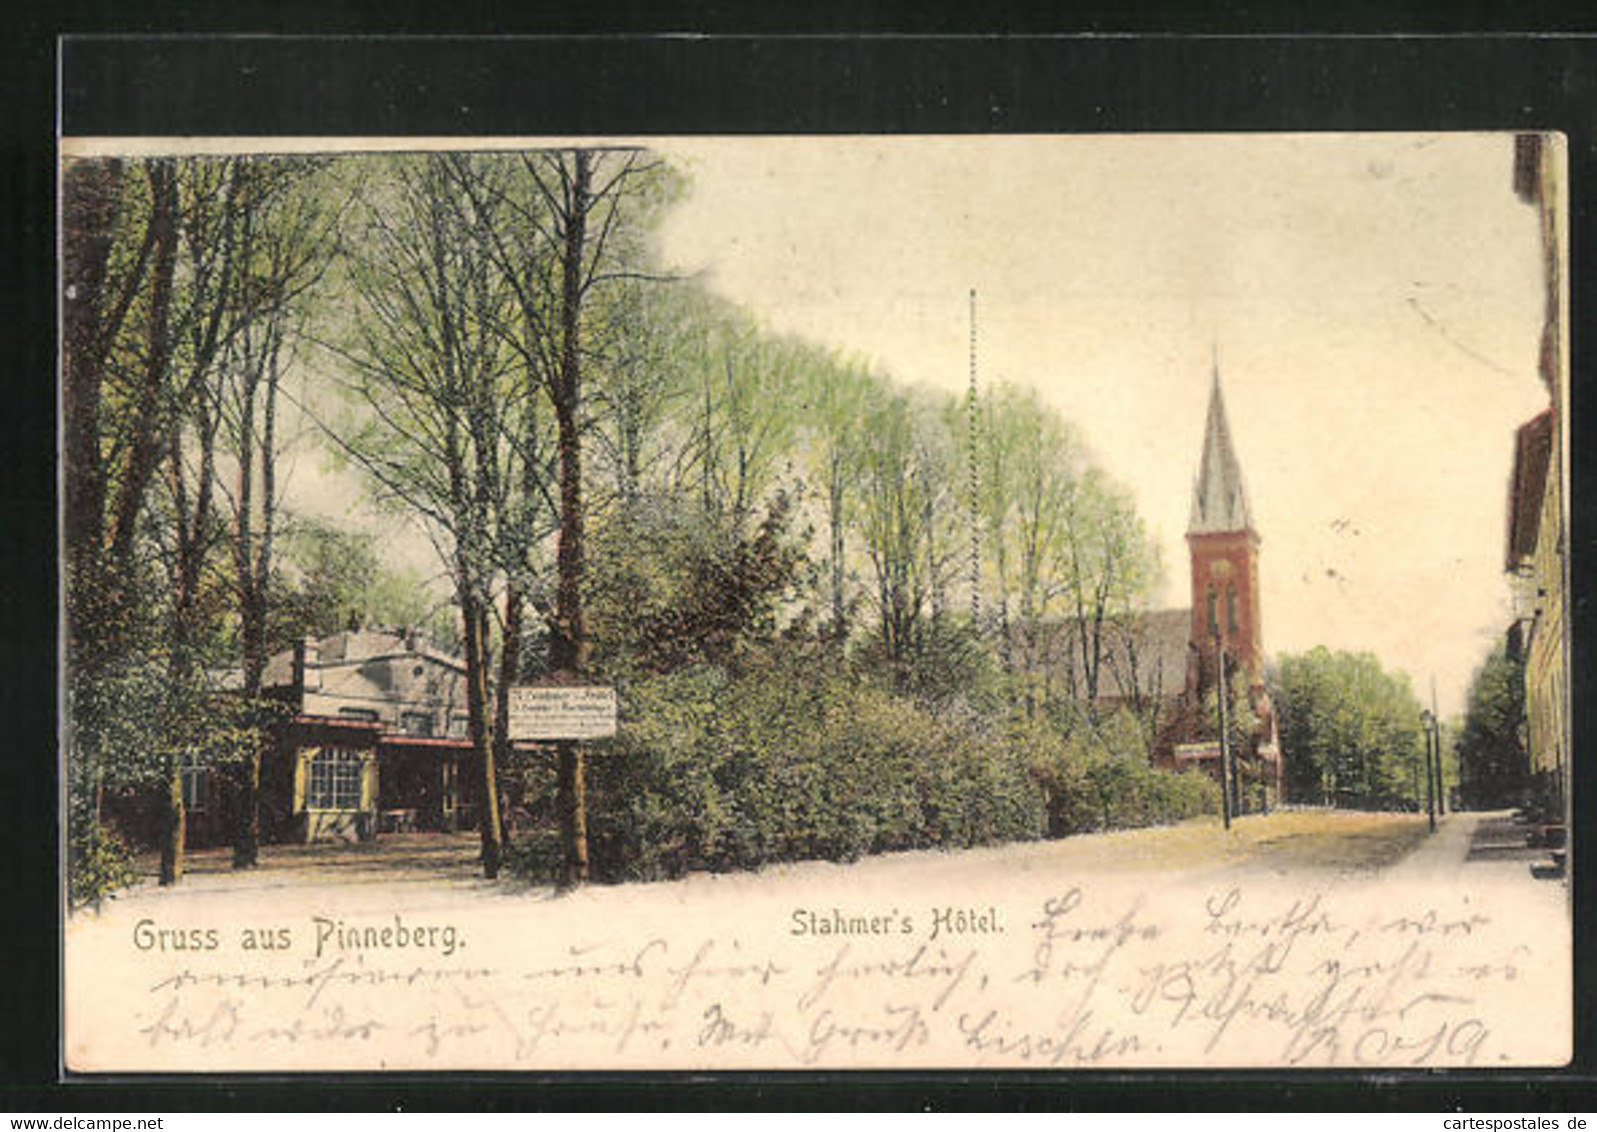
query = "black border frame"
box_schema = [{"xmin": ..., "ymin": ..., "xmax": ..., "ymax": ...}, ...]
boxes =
[{"xmin": 8, "ymin": 30, "xmax": 1594, "ymax": 1111}]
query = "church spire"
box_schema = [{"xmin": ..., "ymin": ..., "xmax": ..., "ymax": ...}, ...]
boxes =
[{"xmin": 1188, "ymin": 358, "xmax": 1255, "ymax": 535}]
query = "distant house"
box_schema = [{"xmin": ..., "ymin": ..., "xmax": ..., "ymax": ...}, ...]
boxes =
[
  {"xmin": 254, "ymin": 627, "xmax": 483, "ymax": 843},
  {"xmin": 155, "ymin": 627, "xmax": 507, "ymax": 849}
]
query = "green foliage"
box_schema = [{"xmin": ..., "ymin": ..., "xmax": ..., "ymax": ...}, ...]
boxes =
[
  {"xmin": 1456, "ymin": 644, "xmax": 1529, "ymax": 810},
  {"xmin": 502, "ymin": 827, "xmax": 565, "ymax": 885},
  {"xmin": 1033, "ymin": 709, "xmax": 1220, "ymax": 835},
  {"xmin": 854, "ymin": 386, "xmax": 961, "ymax": 664},
  {"xmin": 508, "ymin": 654, "xmax": 1047, "ymax": 883},
  {"xmin": 625, "ymin": 493, "xmax": 812, "ymax": 675},
  {"xmin": 68, "ymin": 148, "xmax": 1191, "ymax": 893},
  {"xmin": 68, "ymin": 819, "xmax": 140, "ymax": 909},
  {"xmin": 886, "ymin": 617, "xmax": 1009, "ymax": 714},
  {"xmin": 270, "ymin": 516, "xmax": 455, "ymax": 652},
  {"xmin": 1272, "ymin": 647, "xmax": 1427, "ymax": 810},
  {"xmin": 584, "ymin": 488, "xmax": 817, "ymax": 677},
  {"xmin": 508, "ymin": 662, "xmax": 1222, "ymax": 886},
  {"xmin": 1202, "ymin": 667, "xmax": 1262, "ymax": 752}
]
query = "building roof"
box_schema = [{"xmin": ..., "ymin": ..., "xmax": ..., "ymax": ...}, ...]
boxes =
[
  {"xmin": 1506, "ymin": 408, "xmax": 1554, "ymax": 569},
  {"xmin": 262, "ymin": 627, "xmax": 466, "ymax": 688},
  {"xmin": 258, "ymin": 627, "xmax": 472, "ymax": 737},
  {"xmin": 1026, "ymin": 607, "xmax": 1193, "ymax": 702},
  {"xmin": 1188, "ymin": 365, "xmax": 1255, "ymax": 536}
]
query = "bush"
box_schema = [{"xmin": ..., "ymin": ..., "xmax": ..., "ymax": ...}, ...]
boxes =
[
  {"xmin": 1035, "ymin": 709, "xmax": 1220, "ymax": 835},
  {"xmin": 69, "ymin": 822, "xmax": 139, "ymax": 909},
  {"xmin": 505, "ymin": 668, "xmax": 1218, "ymax": 887},
  {"xmin": 508, "ymin": 653, "xmax": 1047, "ymax": 884},
  {"xmin": 503, "ymin": 827, "xmax": 565, "ymax": 885}
]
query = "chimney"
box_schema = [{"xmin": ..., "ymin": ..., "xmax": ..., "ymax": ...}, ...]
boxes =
[{"xmin": 293, "ymin": 636, "xmax": 322, "ymax": 699}]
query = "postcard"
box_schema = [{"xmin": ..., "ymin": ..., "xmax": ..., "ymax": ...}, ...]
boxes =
[{"xmin": 59, "ymin": 133, "xmax": 1571, "ymax": 1071}]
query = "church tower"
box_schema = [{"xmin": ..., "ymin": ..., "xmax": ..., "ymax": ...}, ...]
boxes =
[{"xmin": 1186, "ymin": 362, "xmax": 1264, "ymax": 698}]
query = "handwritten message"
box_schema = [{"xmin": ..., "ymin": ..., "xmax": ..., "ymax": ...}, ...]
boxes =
[{"xmin": 65, "ymin": 871, "xmax": 1568, "ymax": 1071}]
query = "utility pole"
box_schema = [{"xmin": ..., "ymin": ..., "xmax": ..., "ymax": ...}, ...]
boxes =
[
  {"xmin": 1431, "ymin": 676, "xmax": 1446, "ymax": 816},
  {"xmin": 1421, "ymin": 708, "xmax": 1437, "ymax": 833},
  {"xmin": 1412, "ymin": 738, "xmax": 1424, "ymax": 816},
  {"xmin": 1213, "ymin": 623, "xmax": 1232, "ymax": 831},
  {"xmin": 967, "ymin": 288, "xmax": 981, "ymax": 630}
]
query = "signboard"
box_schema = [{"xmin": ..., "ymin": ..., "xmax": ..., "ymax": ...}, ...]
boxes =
[
  {"xmin": 1173, "ymin": 741, "xmax": 1221, "ymax": 762},
  {"xmin": 507, "ymin": 685, "xmax": 618, "ymax": 741}
]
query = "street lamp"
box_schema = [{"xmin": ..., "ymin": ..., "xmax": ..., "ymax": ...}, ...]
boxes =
[{"xmin": 1420, "ymin": 709, "xmax": 1438, "ymax": 833}]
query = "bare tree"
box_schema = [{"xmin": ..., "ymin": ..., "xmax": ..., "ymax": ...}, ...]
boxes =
[
  {"xmin": 154, "ymin": 157, "xmax": 244, "ymax": 883},
  {"xmin": 857, "ymin": 387, "xmax": 956, "ymax": 666},
  {"xmin": 1059, "ymin": 470, "xmax": 1160, "ymax": 724},
  {"xmin": 333, "ymin": 154, "xmax": 534, "ymax": 879},
  {"xmin": 62, "ymin": 156, "xmax": 159, "ymax": 827},
  {"xmin": 220, "ymin": 157, "xmax": 340, "ymax": 868},
  {"xmin": 800, "ymin": 350, "xmax": 877, "ymax": 643},
  {"xmin": 457, "ymin": 147, "xmax": 672, "ymax": 887}
]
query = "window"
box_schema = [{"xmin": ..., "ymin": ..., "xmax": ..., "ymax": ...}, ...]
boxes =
[
  {"xmin": 307, "ymin": 748, "xmax": 364, "ymax": 811},
  {"xmin": 338, "ymin": 707, "xmax": 380, "ymax": 723},
  {"xmin": 180, "ymin": 751, "xmax": 208, "ymax": 813},
  {"xmin": 1206, "ymin": 587, "xmax": 1218, "ymax": 635},
  {"xmin": 401, "ymin": 711, "xmax": 434, "ymax": 737},
  {"xmin": 1226, "ymin": 585, "xmax": 1239, "ymax": 633}
]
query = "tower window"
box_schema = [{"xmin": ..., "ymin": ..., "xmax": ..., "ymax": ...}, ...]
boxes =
[
  {"xmin": 1206, "ymin": 586, "xmax": 1218, "ymax": 635},
  {"xmin": 1227, "ymin": 585, "xmax": 1239, "ymax": 633}
]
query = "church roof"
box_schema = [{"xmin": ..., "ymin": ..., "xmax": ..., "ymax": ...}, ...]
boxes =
[
  {"xmin": 1188, "ymin": 364, "xmax": 1255, "ymax": 535},
  {"xmin": 1019, "ymin": 608, "xmax": 1193, "ymax": 702}
]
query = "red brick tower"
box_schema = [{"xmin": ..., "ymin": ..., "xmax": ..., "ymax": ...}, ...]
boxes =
[
  {"xmin": 1186, "ymin": 363, "xmax": 1264, "ymax": 698},
  {"xmin": 1168, "ymin": 361, "xmax": 1283, "ymax": 804}
]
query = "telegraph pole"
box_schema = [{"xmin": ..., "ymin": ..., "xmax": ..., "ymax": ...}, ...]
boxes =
[
  {"xmin": 967, "ymin": 289, "xmax": 981, "ymax": 629},
  {"xmin": 1412, "ymin": 738, "xmax": 1424, "ymax": 816},
  {"xmin": 1213, "ymin": 623, "xmax": 1232, "ymax": 831},
  {"xmin": 1421, "ymin": 708, "xmax": 1437, "ymax": 833},
  {"xmin": 1431, "ymin": 676, "xmax": 1446, "ymax": 816}
]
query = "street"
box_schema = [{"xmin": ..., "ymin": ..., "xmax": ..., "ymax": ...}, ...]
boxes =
[{"xmin": 68, "ymin": 807, "xmax": 1572, "ymax": 1071}]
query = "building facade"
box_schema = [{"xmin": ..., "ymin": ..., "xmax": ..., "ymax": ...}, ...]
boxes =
[
  {"xmin": 1506, "ymin": 132, "xmax": 1569, "ymax": 834},
  {"xmin": 257, "ymin": 628, "xmax": 481, "ymax": 842},
  {"xmin": 151, "ymin": 628, "xmax": 505, "ymax": 850}
]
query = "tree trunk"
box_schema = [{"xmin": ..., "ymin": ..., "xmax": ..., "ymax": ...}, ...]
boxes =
[
  {"xmin": 109, "ymin": 161, "xmax": 179, "ymax": 588},
  {"xmin": 550, "ymin": 152, "xmax": 592, "ymax": 888},
  {"xmin": 491, "ymin": 583, "xmax": 523, "ymax": 839},
  {"xmin": 161, "ymin": 402, "xmax": 216, "ymax": 884},
  {"xmin": 460, "ymin": 584, "xmax": 503, "ymax": 878},
  {"xmin": 556, "ymin": 738, "xmax": 589, "ymax": 887},
  {"xmin": 158, "ymin": 753, "xmax": 186, "ymax": 885},
  {"xmin": 828, "ymin": 457, "xmax": 847, "ymax": 644},
  {"xmin": 232, "ymin": 307, "xmax": 284, "ymax": 868},
  {"xmin": 232, "ymin": 317, "xmax": 263, "ymax": 869},
  {"xmin": 61, "ymin": 159, "xmax": 121, "ymax": 635}
]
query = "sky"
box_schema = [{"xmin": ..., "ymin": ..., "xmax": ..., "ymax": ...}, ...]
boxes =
[
  {"xmin": 639, "ymin": 134, "xmax": 1554, "ymax": 717},
  {"xmin": 67, "ymin": 133, "xmax": 1555, "ymax": 716}
]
